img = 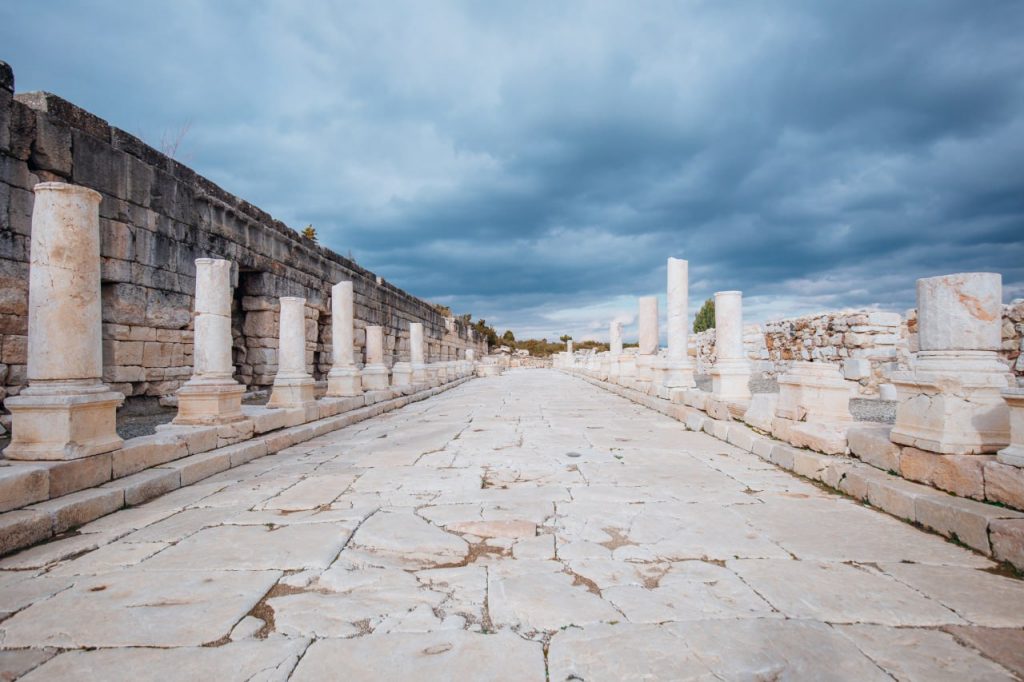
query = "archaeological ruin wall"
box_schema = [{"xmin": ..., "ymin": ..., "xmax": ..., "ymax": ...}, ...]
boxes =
[{"xmin": 0, "ymin": 62, "xmax": 486, "ymax": 409}]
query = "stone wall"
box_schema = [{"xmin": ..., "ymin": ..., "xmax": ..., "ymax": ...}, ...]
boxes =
[
  {"xmin": 0, "ymin": 62, "xmax": 485, "ymax": 407},
  {"xmin": 690, "ymin": 304, "xmax": 1024, "ymax": 395}
]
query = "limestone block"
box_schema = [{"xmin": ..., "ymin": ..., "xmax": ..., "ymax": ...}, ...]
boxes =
[
  {"xmin": 983, "ymin": 461, "xmax": 1024, "ymax": 510},
  {"xmin": 111, "ymin": 434, "xmax": 188, "ymax": 478},
  {"xmin": 0, "ymin": 510, "xmax": 53, "ymax": 556},
  {"xmin": 28, "ymin": 487, "xmax": 123, "ymax": 534},
  {"xmin": 771, "ymin": 417, "xmax": 849, "ymax": 455},
  {"xmin": 990, "ymin": 519, "xmax": 1024, "ymax": 569},
  {"xmin": 847, "ymin": 424, "xmax": 902, "ymax": 472},
  {"xmin": 0, "ymin": 464, "xmax": 49, "ymax": 513},
  {"xmin": 879, "ymin": 383, "xmax": 898, "ymax": 401},
  {"xmin": 35, "ymin": 453, "xmax": 113, "ymax": 497},
  {"xmin": 899, "ymin": 448, "xmax": 988, "ymax": 500},
  {"xmin": 843, "ymin": 358, "xmax": 870, "ymax": 380},
  {"xmin": 776, "ymin": 361, "xmax": 852, "ymax": 423},
  {"xmin": 914, "ymin": 494, "xmax": 1023, "ymax": 554},
  {"xmin": 104, "ymin": 468, "xmax": 181, "ymax": 506}
]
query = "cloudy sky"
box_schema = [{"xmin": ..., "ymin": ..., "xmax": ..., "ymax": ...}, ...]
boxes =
[{"xmin": 3, "ymin": 1, "xmax": 1023, "ymax": 342}]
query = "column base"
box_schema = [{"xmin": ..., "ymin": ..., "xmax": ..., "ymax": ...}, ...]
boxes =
[
  {"xmin": 663, "ymin": 359, "xmax": 696, "ymax": 389},
  {"xmin": 412, "ymin": 363, "xmax": 429, "ymax": 384},
  {"xmin": 4, "ymin": 384, "xmax": 124, "ymax": 461},
  {"xmin": 326, "ymin": 367, "xmax": 363, "ymax": 397},
  {"xmin": 392, "ymin": 362, "xmax": 413, "ymax": 387},
  {"xmin": 890, "ymin": 351, "xmax": 1010, "ymax": 455},
  {"xmin": 267, "ymin": 375, "xmax": 316, "ymax": 409},
  {"xmin": 361, "ymin": 365, "xmax": 390, "ymax": 390},
  {"xmin": 173, "ymin": 377, "xmax": 246, "ymax": 425},
  {"xmin": 711, "ymin": 360, "xmax": 751, "ymax": 402},
  {"xmin": 776, "ymin": 361, "xmax": 851, "ymax": 423}
]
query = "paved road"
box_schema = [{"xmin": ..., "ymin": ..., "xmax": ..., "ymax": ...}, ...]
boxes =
[{"xmin": 1, "ymin": 370, "xmax": 1023, "ymax": 680}]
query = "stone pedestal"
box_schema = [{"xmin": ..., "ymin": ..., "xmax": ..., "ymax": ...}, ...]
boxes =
[
  {"xmin": 268, "ymin": 297, "xmax": 316, "ymax": 408},
  {"xmin": 4, "ymin": 183, "xmax": 124, "ymax": 461},
  {"xmin": 998, "ymin": 389, "xmax": 1024, "ymax": 467},
  {"xmin": 361, "ymin": 325, "xmax": 390, "ymax": 390},
  {"xmin": 618, "ymin": 351, "xmax": 637, "ymax": 384},
  {"xmin": 891, "ymin": 273, "xmax": 1009, "ymax": 455},
  {"xmin": 710, "ymin": 291, "xmax": 751, "ymax": 402},
  {"xmin": 392, "ymin": 362, "xmax": 413, "ymax": 387},
  {"xmin": 776, "ymin": 361, "xmax": 852, "ymax": 423},
  {"xmin": 174, "ymin": 259, "xmax": 245, "ymax": 425},
  {"xmin": 326, "ymin": 281, "xmax": 363, "ymax": 397}
]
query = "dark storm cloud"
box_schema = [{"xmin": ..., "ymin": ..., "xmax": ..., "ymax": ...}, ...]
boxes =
[{"xmin": 2, "ymin": 0, "xmax": 1022, "ymax": 340}]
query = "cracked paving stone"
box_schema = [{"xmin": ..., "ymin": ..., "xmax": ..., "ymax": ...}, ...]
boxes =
[{"xmin": 0, "ymin": 370, "xmax": 1019, "ymax": 678}]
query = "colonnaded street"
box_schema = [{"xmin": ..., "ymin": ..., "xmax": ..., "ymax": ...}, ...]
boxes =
[{"xmin": 2, "ymin": 370, "xmax": 1024, "ymax": 680}]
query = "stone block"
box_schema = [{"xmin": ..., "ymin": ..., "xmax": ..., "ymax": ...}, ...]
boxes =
[
  {"xmin": 71, "ymin": 128, "xmax": 127, "ymax": 198},
  {"xmin": 242, "ymin": 406, "xmax": 290, "ymax": 434},
  {"xmin": 243, "ymin": 310, "xmax": 278, "ymax": 338},
  {"xmin": 865, "ymin": 475, "xmax": 927, "ymax": 522},
  {"xmin": 159, "ymin": 450, "xmax": 231, "ymax": 486},
  {"xmin": 768, "ymin": 444, "xmax": 798, "ymax": 470},
  {"xmin": 102, "ymin": 339, "xmax": 144, "ymax": 367},
  {"xmin": 101, "ymin": 282, "xmax": 147, "ymax": 325},
  {"xmin": 111, "ymin": 434, "xmax": 188, "ymax": 478},
  {"xmin": 684, "ymin": 411, "xmax": 706, "ymax": 432},
  {"xmin": 30, "ymin": 112, "xmax": 72, "ymax": 176},
  {"xmin": 1, "ymin": 334, "xmax": 26, "ymax": 364},
  {"xmin": 899, "ymin": 448, "xmax": 988, "ymax": 500},
  {"xmin": 28, "ymin": 487, "xmax": 123, "ymax": 534},
  {"xmin": 106, "ymin": 468, "xmax": 181, "ymax": 506},
  {"xmin": 847, "ymin": 424, "xmax": 902, "ymax": 472},
  {"xmin": 35, "ymin": 453, "xmax": 113, "ymax": 497},
  {"xmin": 843, "ymin": 358, "xmax": 870, "ymax": 380},
  {"xmin": 914, "ymin": 495, "xmax": 1023, "ymax": 554},
  {"xmin": 837, "ymin": 467, "xmax": 875, "ymax": 500},
  {"xmin": 983, "ymin": 461, "xmax": 1024, "ymax": 510},
  {"xmin": 990, "ymin": 519, "xmax": 1024, "ymax": 570},
  {"xmin": 222, "ymin": 440, "xmax": 269, "ymax": 467},
  {"xmin": 0, "ymin": 464, "xmax": 49, "ymax": 513},
  {"xmin": 726, "ymin": 424, "xmax": 757, "ymax": 452},
  {"xmin": 0, "ymin": 510, "xmax": 52, "ymax": 556},
  {"xmin": 216, "ymin": 420, "xmax": 255, "ymax": 447},
  {"xmin": 751, "ymin": 437, "xmax": 775, "ymax": 459}
]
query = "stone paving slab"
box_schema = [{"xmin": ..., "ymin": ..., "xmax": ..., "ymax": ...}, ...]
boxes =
[{"xmin": 0, "ymin": 370, "xmax": 1021, "ymax": 679}]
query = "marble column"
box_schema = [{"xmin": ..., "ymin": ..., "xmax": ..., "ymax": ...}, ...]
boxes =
[
  {"xmin": 361, "ymin": 325, "xmax": 390, "ymax": 390},
  {"xmin": 710, "ymin": 290, "xmax": 751, "ymax": 402},
  {"xmin": 5, "ymin": 183, "xmax": 124, "ymax": 460},
  {"xmin": 326, "ymin": 281, "xmax": 362, "ymax": 396},
  {"xmin": 664, "ymin": 257, "xmax": 696, "ymax": 389},
  {"xmin": 608, "ymin": 321, "xmax": 623, "ymax": 381},
  {"xmin": 267, "ymin": 297, "xmax": 315, "ymax": 408},
  {"xmin": 891, "ymin": 273, "xmax": 1009, "ymax": 454},
  {"xmin": 410, "ymin": 322, "xmax": 429, "ymax": 384},
  {"xmin": 173, "ymin": 258, "xmax": 245, "ymax": 424},
  {"xmin": 636, "ymin": 296, "xmax": 659, "ymax": 384}
]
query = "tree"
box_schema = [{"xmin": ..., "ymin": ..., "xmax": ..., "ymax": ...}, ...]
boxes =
[
  {"xmin": 559, "ymin": 334, "xmax": 573, "ymax": 343},
  {"xmin": 693, "ymin": 297, "xmax": 715, "ymax": 333},
  {"xmin": 301, "ymin": 225, "xmax": 318, "ymax": 242},
  {"xmin": 472, "ymin": 319, "xmax": 499, "ymax": 348},
  {"xmin": 501, "ymin": 330, "xmax": 516, "ymax": 346}
]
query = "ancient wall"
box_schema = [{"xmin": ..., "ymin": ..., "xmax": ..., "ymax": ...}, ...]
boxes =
[{"xmin": 0, "ymin": 62, "xmax": 485, "ymax": 407}]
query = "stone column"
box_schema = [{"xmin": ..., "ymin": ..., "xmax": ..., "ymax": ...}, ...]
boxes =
[
  {"xmin": 361, "ymin": 325, "xmax": 390, "ymax": 390},
  {"xmin": 998, "ymin": 389, "xmax": 1024, "ymax": 467},
  {"xmin": 636, "ymin": 296, "xmax": 659, "ymax": 385},
  {"xmin": 664, "ymin": 257, "xmax": 696, "ymax": 389},
  {"xmin": 710, "ymin": 291, "xmax": 751, "ymax": 402},
  {"xmin": 891, "ymin": 273, "xmax": 1009, "ymax": 454},
  {"xmin": 410, "ymin": 322, "xmax": 429, "ymax": 384},
  {"xmin": 607, "ymin": 321, "xmax": 623, "ymax": 381},
  {"xmin": 174, "ymin": 258, "xmax": 245, "ymax": 424},
  {"xmin": 326, "ymin": 281, "xmax": 362, "ymax": 397},
  {"xmin": 5, "ymin": 183, "xmax": 124, "ymax": 460},
  {"xmin": 267, "ymin": 297, "xmax": 315, "ymax": 408}
]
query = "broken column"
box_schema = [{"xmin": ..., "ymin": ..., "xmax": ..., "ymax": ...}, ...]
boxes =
[
  {"xmin": 771, "ymin": 361, "xmax": 853, "ymax": 454},
  {"xmin": 890, "ymin": 273, "xmax": 1010, "ymax": 454},
  {"xmin": 326, "ymin": 280, "xmax": 362, "ymax": 397},
  {"xmin": 361, "ymin": 325, "xmax": 390, "ymax": 390},
  {"xmin": 4, "ymin": 183, "xmax": 124, "ymax": 460},
  {"xmin": 267, "ymin": 297, "xmax": 316, "ymax": 408},
  {"xmin": 710, "ymin": 291, "xmax": 751, "ymax": 402},
  {"xmin": 410, "ymin": 322, "xmax": 429, "ymax": 384},
  {"xmin": 173, "ymin": 258, "xmax": 245, "ymax": 424},
  {"xmin": 636, "ymin": 296, "xmax": 659, "ymax": 387},
  {"xmin": 663, "ymin": 257, "xmax": 696, "ymax": 391}
]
